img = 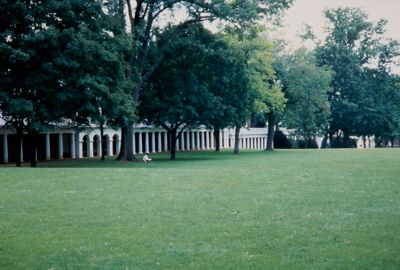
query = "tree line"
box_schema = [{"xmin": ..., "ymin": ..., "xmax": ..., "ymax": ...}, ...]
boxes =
[{"xmin": 0, "ymin": 1, "xmax": 399, "ymax": 167}]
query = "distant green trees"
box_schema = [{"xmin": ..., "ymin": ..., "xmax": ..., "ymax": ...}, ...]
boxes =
[{"xmin": 316, "ymin": 7, "xmax": 400, "ymax": 147}]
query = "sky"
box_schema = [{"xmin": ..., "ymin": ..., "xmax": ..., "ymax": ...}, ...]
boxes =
[{"xmin": 278, "ymin": 0, "xmax": 400, "ymax": 47}]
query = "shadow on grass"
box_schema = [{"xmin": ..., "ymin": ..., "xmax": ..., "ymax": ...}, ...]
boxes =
[
  {"xmin": 0, "ymin": 149, "xmax": 308, "ymax": 169},
  {"xmin": 1, "ymin": 150, "xmax": 248, "ymax": 168}
]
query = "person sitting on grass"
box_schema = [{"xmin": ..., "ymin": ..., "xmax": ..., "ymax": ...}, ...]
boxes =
[{"xmin": 143, "ymin": 153, "xmax": 152, "ymax": 163}]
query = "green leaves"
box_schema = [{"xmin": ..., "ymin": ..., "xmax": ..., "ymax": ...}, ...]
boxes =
[
  {"xmin": 0, "ymin": 0, "xmax": 135, "ymax": 133},
  {"xmin": 316, "ymin": 7, "xmax": 400, "ymax": 143},
  {"xmin": 276, "ymin": 48, "xmax": 332, "ymax": 139}
]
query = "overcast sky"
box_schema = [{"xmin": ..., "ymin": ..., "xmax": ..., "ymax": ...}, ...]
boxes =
[{"xmin": 279, "ymin": 0, "xmax": 400, "ymax": 46}]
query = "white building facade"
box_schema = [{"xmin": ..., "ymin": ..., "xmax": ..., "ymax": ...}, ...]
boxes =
[{"xmin": 0, "ymin": 125, "xmax": 269, "ymax": 164}]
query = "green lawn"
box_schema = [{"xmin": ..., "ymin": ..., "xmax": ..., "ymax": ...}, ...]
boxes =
[{"xmin": 0, "ymin": 149, "xmax": 399, "ymax": 269}]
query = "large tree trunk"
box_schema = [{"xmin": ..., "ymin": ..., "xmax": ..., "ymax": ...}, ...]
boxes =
[
  {"xmin": 233, "ymin": 126, "xmax": 240, "ymax": 154},
  {"xmin": 29, "ymin": 130, "xmax": 38, "ymax": 168},
  {"xmin": 116, "ymin": 124, "xmax": 127, "ymax": 161},
  {"xmin": 266, "ymin": 113, "xmax": 276, "ymax": 151},
  {"xmin": 343, "ymin": 130, "xmax": 353, "ymax": 148},
  {"xmin": 304, "ymin": 135, "xmax": 309, "ymax": 149},
  {"xmin": 170, "ymin": 129, "xmax": 177, "ymax": 160},
  {"xmin": 116, "ymin": 121, "xmax": 136, "ymax": 161},
  {"xmin": 214, "ymin": 128, "xmax": 220, "ymax": 152}
]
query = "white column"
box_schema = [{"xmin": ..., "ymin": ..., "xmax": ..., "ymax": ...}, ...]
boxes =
[
  {"xmin": 157, "ymin": 132, "xmax": 162, "ymax": 152},
  {"xmin": 164, "ymin": 131, "xmax": 168, "ymax": 151},
  {"xmin": 205, "ymin": 131, "xmax": 210, "ymax": 149},
  {"xmin": 202, "ymin": 131, "xmax": 206, "ymax": 149},
  {"xmin": 20, "ymin": 140, "xmax": 24, "ymax": 162},
  {"xmin": 138, "ymin": 131, "xmax": 143, "ymax": 154},
  {"xmin": 191, "ymin": 131, "xmax": 195, "ymax": 149},
  {"xmin": 78, "ymin": 139, "xmax": 83, "ymax": 158},
  {"xmin": 196, "ymin": 131, "xmax": 200, "ymax": 150},
  {"xmin": 88, "ymin": 139, "xmax": 93, "ymax": 158},
  {"xmin": 186, "ymin": 131, "xmax": 190, "ymax": 151},
  {"xmin": 3, "ymin": 134, "xmax": 8, "ymax": 163},
  {"xmin": 58, "ymin": 133, "xmax": 63, "ymax": 159},
  {"xmin": 45, "ymin": 133, "xmax": 51, "ymax": 160},
  {"xmin": 107, "ymin": 138, "xmax": 112, "ymax": 156},
  {"xmin": 176, "ymin": 132, "xmax": 180, "ymax": 152},
  {"xmin": 210, "ymin": 131, "xmax": 214, "ymax": 149},
  {"xmin": 181, "ymin": 131, "xmax": 185, "ymax": 151},
  {"xmin": 219, "ymin": 131, "xmax": 223, "ymax": 148},
  {"xmin": 116, "ymin": 139, "xmax": 121, "ymax": 155},
  {"xmin": 21, "ymin": 139, "xmax": 24, "ymax": 162},
  {"xmin": 71, "ymin": 133, "xmax": 76, "ymax": 159},
  {"xmin": 151, "ymin": 131, "xmax": 156, "ymax": 153},
  {"xmin": 145, "ymin": 131, "xmax": 149, "ymax": 153},
  {"xmin": 132, "ymin": 131, "xmax": 136, "ymax": 154}
]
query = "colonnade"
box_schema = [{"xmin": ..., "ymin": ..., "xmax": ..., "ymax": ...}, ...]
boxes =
[
  {"xmin": 131, "ymin": 129, "xmax": 216, "ymax": 154},
  {"xmin": 228, "ymin": 136, "xmax": 268, "ymax": 150},
  {"xmin": 0, "ymin": 127, "xmax": 269, "ymax": 163}
]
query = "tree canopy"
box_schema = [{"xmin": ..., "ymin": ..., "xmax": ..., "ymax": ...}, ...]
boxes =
[
  {"xmin": 316, "ymin": 7, "xmax": 400, "ymax": 146},
  {"xmin": 0, "ymin": 0, "xmax": 135, "ymax": 166}
]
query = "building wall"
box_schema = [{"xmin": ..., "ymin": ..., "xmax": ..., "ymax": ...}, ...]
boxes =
[{"xmin": 0, "ymin": 125, "xmax": 268, "ymax": 163}]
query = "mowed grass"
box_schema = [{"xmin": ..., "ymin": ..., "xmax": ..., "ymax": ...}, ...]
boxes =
[{"xmin": 0, "ymin": 149, "xmax": 399, "ymax": 270}]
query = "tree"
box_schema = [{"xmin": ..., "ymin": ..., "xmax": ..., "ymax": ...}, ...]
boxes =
[
  {"xmin": 0, "ymin": 0, "xmax": 134, "ymax": 166},
  {"xmin": 222, "ymin": 29, "xmax": 262, "ymax": 154},
  {"xmin": 278, "ymin": 49, "xmax": 332, "ymax": 146},
  {"xmin": 247, "ymin": 35, "xmax": 286, "ymax": 151},
  {"xmin": 140, "ymin": 25, "xmax": 228, "ymax": 160},
  {"xmin": 315, "ymin": 7, "xmax": 399, "ymax": 146},
  {"xmin": 115, "ymin": 0, "xmax": 294, "ymax": 160}
]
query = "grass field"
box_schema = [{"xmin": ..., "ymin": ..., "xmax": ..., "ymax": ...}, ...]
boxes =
[{"xmin": 0, "ymin": 149, "xmax": 399, "ymax": 269}]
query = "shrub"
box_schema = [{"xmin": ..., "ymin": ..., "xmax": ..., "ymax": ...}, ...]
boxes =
[
  {"xmin": 274, "ymin": 130, "xmax": 292, "ymax": 149},
  {"xmin": 297, "ymin": 139, "xmax": 318, "ymax": 149}
]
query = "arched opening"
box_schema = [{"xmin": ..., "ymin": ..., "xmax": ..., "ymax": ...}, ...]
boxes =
[
  {"xmin": 102, "ymin": 134, "xmax": 109, "ymax": 156},
  {"xmin": 93, "ymin": 135, "xmax": 99, "ymax": 157},
  {"xmin": 148, "ymin": 132, "xmax": 153, "ymax": 153},
  {"xmin": 134, "ymin": 133, "xmax": 139, "ymax": 154},
  {"xmin": 112, "ymin": 134, "xmax": 119, "ymax": 155},
  {"xmin": 155, "ymin": 132, "xmax": 159, "ymax": 152},
  {"xmin": 82, "ymin": 135, "xmax": 88, "ymax": 157},
  {"xmin": 0, "ymin": 134, "xmax": 4, "ymax": 163},
  {"xmin": 161, "ymin": 132, "xmax": 166, "ymax": 152},
  {"xmin": 63, "ymin": 133, "xmax": 72, "ymax": 158}
]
